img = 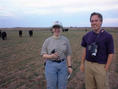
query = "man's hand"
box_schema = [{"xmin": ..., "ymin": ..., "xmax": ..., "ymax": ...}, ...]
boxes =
[
  {"xmin": 105, "ymin": 64, "xmax": 110, "ymax": 71},
  {"xmin": 80, "ymin": 64, "xmax": 85, "ymax": 72}
]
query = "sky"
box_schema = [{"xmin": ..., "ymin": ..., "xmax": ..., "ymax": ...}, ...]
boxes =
[{"xmin": 0, "ymin": 0, "xmax": 118, "ymax": 28}]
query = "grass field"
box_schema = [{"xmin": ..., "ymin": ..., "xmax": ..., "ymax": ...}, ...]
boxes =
[{"xmin": 0, "ymin": 28, "xmax": 118, "ymax": 89}]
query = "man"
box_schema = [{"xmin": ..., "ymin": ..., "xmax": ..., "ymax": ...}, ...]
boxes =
[{"xmin": 80, "ymin": 12, "xmax": 114, "ymax": 89}]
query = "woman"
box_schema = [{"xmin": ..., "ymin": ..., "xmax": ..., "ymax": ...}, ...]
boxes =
[{"xmin": 41, "ymin": 21, "xmax": 73, "ymax": 89}]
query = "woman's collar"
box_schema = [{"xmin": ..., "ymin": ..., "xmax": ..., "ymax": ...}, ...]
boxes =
[{"xmin": 52, "ymin": 35, "xmax": 61, "ymax": 39}]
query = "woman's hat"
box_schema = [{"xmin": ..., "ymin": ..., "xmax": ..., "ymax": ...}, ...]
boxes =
[{"xmin": 52, "ymin": 21, "xmax": 63, "ymax": 28}]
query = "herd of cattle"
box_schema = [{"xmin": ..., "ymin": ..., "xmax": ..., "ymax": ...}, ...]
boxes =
[
  {"xmin": 0, "ymin": 28, "xmax": 69, "ymax": 40},
  {"xmin": 18, "ymin": 30, "xmax": 33, "ymax": 37},
  {"xmin": 0, "ymin": 30, "xmax": 33, "ymax": 40}
]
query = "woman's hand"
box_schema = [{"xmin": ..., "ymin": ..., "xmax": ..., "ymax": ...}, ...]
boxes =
[
  {"xmin": 68, "ymin": 66, "xmax": 73, "ymax": 74},
  {"xmin": 50, "ymin": 52, "xmax": 59, "ymax": 59},
  {"xmin": 43, "ymin": 52, "xmax": 59, "ymax": 59}
]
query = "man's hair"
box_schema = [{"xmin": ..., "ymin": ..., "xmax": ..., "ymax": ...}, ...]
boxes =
[{"xmin": 90, "ymin": 12, "xmax": 103, "ymax": 22}]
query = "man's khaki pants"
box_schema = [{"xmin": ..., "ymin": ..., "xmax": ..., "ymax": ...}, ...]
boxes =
[{"xmin": 85, "ymin": 60, "xmax": 109, "ymax": 89}]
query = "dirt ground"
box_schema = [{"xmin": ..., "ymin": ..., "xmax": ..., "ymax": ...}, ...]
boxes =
[{"xmin": 0, "ymin": 29, "xmax": 118, "ymax": 89}]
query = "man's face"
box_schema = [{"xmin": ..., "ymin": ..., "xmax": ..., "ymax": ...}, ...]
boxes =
[{"xmin": 90, "ymin": 15, "xmax": 102, "ymax": 31}]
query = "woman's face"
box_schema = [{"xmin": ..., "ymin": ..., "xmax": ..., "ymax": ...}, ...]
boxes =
[{"xmin": 52, "ymin": 27, "xmax": 61, "ymax": 36}]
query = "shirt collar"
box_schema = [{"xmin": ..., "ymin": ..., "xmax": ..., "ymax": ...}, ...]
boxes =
[{"xmin": 52, "ymin": 35, "xmax": 61, "ymax": 39}]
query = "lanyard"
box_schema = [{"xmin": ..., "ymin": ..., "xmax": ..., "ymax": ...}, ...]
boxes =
[{"xmin": 94, "ymin": 29, "xmax": 104, "ymax": 43}]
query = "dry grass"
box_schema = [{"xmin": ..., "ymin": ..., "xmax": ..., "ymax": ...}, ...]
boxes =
[{"xmin": 0, "ymin": 28, "xmax": 118, "ymax": 89}]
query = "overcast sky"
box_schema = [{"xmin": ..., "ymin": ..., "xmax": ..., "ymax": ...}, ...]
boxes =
[{"xmin": 0, "ymin": 0, "xmax": 118, "ymax": 28}]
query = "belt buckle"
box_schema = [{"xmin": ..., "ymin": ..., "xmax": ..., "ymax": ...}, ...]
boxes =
[
  {"xmin": 53, "ymin": 59, "xmax": 64, "ymax": 63},
  {"xmin": 56, "ymin": 60, "xmax": 61, "ymax": 63}
]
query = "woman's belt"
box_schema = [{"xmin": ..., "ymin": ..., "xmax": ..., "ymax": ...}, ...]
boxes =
[{"xmin": 51, "ymin": 59, "xmax": 65, "ymax": 63}]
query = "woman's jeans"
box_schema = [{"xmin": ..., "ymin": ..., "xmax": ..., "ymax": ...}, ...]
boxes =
[{"xmin": 45, "ymin": 60, "xmax": 68, "ymax": 89}]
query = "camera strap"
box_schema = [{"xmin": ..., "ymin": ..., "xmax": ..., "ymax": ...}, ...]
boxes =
[{"xmin": 94, "ymin": 29, "xmax": 104, "ymax": 43}]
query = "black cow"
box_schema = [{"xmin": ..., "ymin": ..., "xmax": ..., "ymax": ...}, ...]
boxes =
[
  {"xmin": 19, "ymin": 30, "xmax": 22, "ymax": 37},
  {"xmin": 29, "ymin": 30, "xmax": 33, "ymax": 37},
  {"xmin": 0, "ymin": 30, "xmax": 1, "ymax": 38},
  {"xmin": 62, "ymin": 28, "xmax": 69, "ymax": 32},
  {"xmin": 85, "ymin": 28, "xmax": 88, "ymax": 32},
  {"xmin": 1, "ymin": 32, "xmax": 7, "ymax": 40}
]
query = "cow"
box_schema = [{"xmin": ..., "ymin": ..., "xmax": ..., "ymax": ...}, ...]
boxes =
[
  {"xmin": 62, "ymin": 28, "xmax": 69, "ymax": 32},
  {"xmin": 19, "ymin": 30, "xmax": 22, "ymax": 37},
  {"xmin": 0, "ymin": 30, "xmax": 1, "ymax": 38},
  {"xmin": 85, "ymin": 28, "xmax": 88, "ymax": 32},
  {"xmin": 1, "ymin": 31, "xmax": 7, "ymax": 40},
  {"xmin": 29, "ymin": 30, "xmax": 33, "ymax": 37}
]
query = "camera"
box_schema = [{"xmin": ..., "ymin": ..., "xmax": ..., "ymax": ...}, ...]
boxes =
[
  {"xmin": 88, "ymin": 42, "xmax": 98, "ymax": 57},
  {"xmin": 51, "ymin": 49, "xmax": 55, "ymax": 54},
  {"xmin": 51, "ymin": 49, "xmax": 60, "ymax": 60}
]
